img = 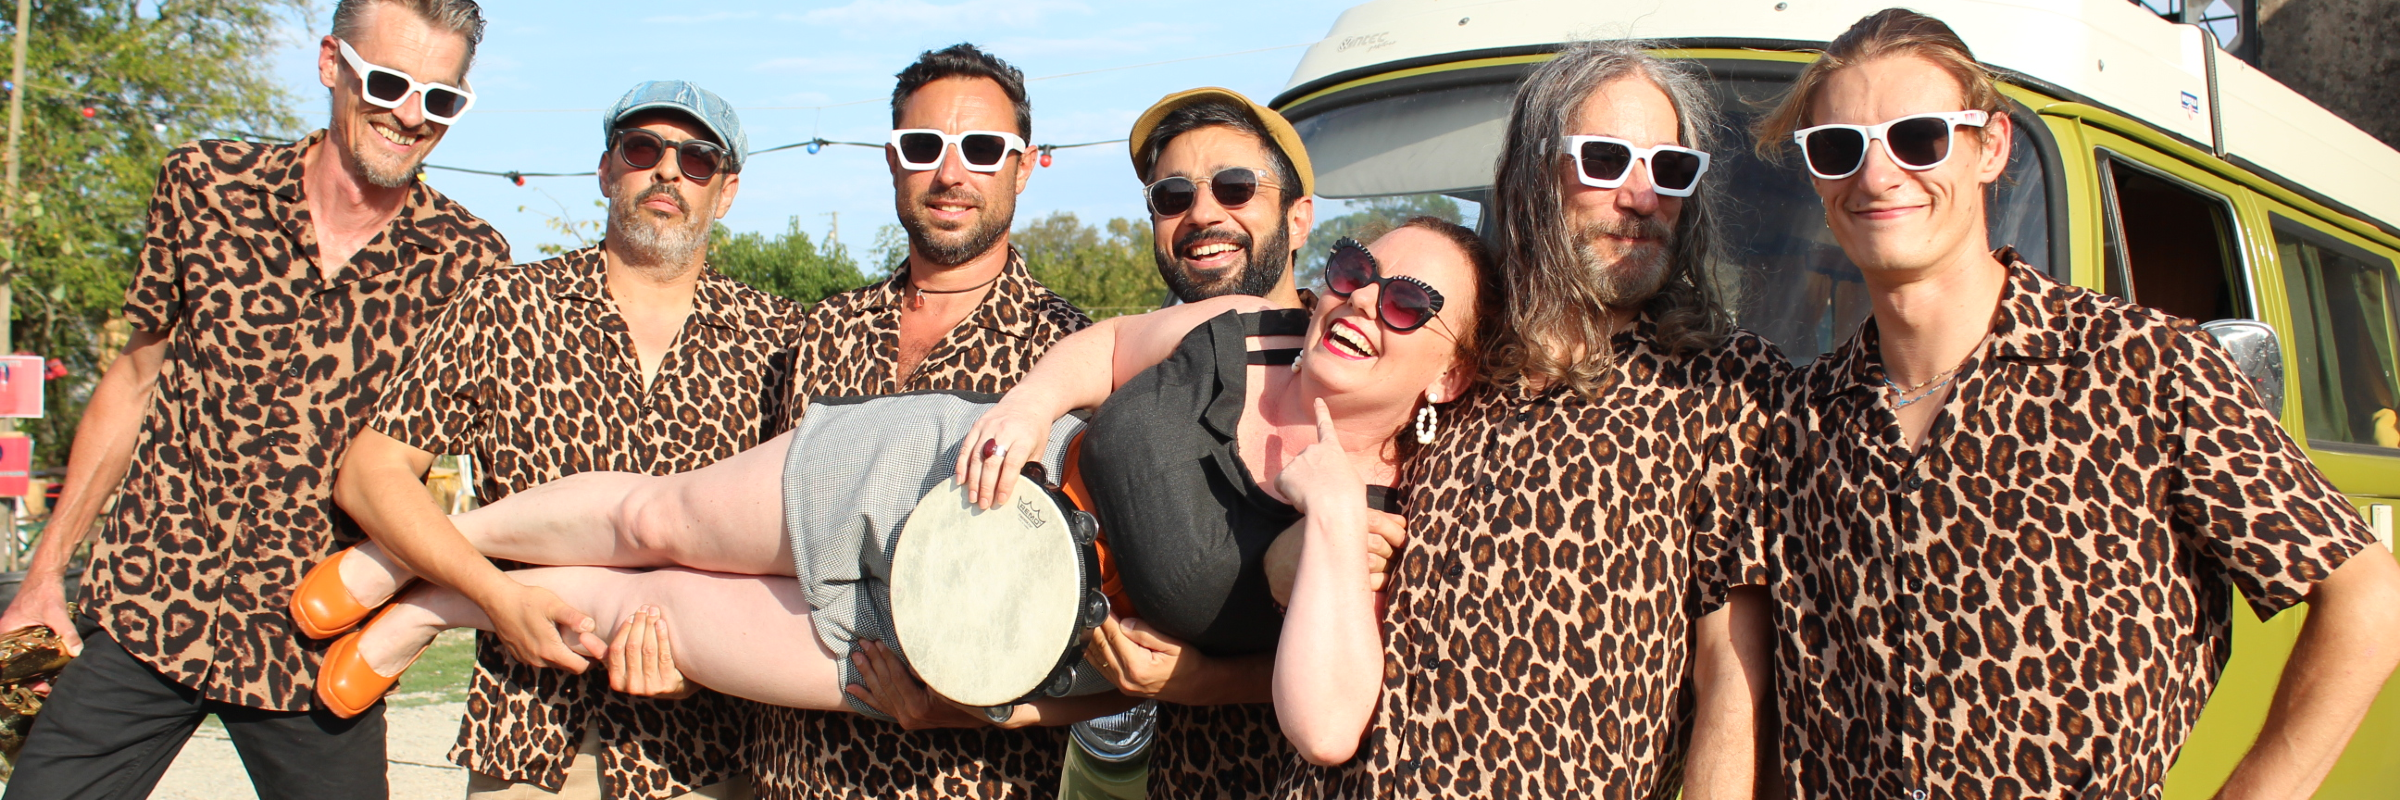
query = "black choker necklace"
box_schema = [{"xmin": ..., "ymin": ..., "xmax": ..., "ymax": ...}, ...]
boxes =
[{"xmin": 906, "ymin": 271, "xmax": 1002, "ymax": 310}]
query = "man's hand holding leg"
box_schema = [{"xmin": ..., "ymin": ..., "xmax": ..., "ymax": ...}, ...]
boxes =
[{"xmin": 335, "ymin": 428, "xmax": 601, "ymax": 672}]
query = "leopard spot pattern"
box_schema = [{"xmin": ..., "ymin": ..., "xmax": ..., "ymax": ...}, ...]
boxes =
[
  {"xmin": 370, "ymin": 247, "xmax": 804, "ymax": 799},
  {"xmin": 748, "ymin": 250, "xmax": 1092, "ymax": 800},
  {"xmin": 82, "ymin": 133, "xmax": 507, "ymax": 711},
  {"xmin": 1277, "ymin": 322, "xmax": 1787, "ymax": 800},
  {"xmin": 1764, "ymin": 259, "xmax": 2377, "ymax": 799},
  {"xmin": 1147, "ymin": 702, "xmax": 1290, "ymax": 800}
]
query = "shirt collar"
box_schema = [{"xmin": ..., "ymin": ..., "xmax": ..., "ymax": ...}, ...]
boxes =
[
  {"xmin": 252, "ymin": 130, "xmax": 446, "ymax": 255},
  {"xmin": 868, "ymin": 246, "xmax": 1042, "ymax": 342},
  {"xmin": 1983, "ymin": 247, "xmax": 2070, "ymax": 361},
  {"xmin": 1493, "ymin": 309, "xmax": 1661, "ymax": 404},
  {"xmin": 1818, "ymin": 246, "xmax": 2057, "ymax": 398},
  {"xmin": 554, "ymin": 245, "xmax": 744, "ymax": 332},
  {"xmin": 688, "ymin": 268, "xmax": 745, "ymax": 331},
  {"xmin": 253, "ymin": 130, "xmax": 318, "ymax": 203}
]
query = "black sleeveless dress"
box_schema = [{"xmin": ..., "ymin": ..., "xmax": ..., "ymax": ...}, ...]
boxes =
[{"xmin": 1080, "ymin": 309, "xmax": 1400, "ymax": 657}]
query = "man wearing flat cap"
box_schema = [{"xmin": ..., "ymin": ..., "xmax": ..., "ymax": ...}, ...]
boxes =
[{"xmin": 331, "ymin": 80, "xmax": 800, "ymax": 800}]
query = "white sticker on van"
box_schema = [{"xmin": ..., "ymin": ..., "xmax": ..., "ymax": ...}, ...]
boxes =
[{"xmin": 2372, "ymin": 504, "xmax": 2394, "ymax": 551}]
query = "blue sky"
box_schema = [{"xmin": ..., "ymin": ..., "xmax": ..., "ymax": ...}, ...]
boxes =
[{"xmin": 271, "ymin": 0, "xmax": 1363, "ymax": 260}]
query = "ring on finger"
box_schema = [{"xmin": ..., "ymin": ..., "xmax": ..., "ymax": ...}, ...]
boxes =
[{"xmin": 982, "ymin": 439, "xmax": 1008, "ymax": 461}]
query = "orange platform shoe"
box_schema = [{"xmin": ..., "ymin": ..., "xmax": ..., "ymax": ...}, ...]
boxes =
[
  {"xmin": 291, "ymin": 547, "xmax": 375, "ymax": 640},
  {"xmin": 314, "ymin": 607, "xmax": 422, "ymax": 719}
]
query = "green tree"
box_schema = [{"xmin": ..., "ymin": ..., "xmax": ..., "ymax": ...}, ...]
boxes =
[
  {"xmin": 519, "ymin": 193, "xmax": 603, "ymax": 257},
  {"xmin": 866, "ymin": 223, "xmax": 907, "ymax": 278},
  {"xmin": 7, "ymin": 1, "xmax": 303, "ymax": 470},
  {"xmin": 709, "ymin": 218, "xmax": 865, "ymax": 305},
  {"xmin": 1013, "ymin": 212, "xmax": 1166, "ymax": 319},
  {"xmin": 1297, "ymin": 194, "xmax": 1466, "ymax": 290}
]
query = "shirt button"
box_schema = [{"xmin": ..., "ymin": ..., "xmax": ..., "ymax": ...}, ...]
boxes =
[{"xmin": 1904, "ymin": 475, "xmax": 1923, "ymax": 490}]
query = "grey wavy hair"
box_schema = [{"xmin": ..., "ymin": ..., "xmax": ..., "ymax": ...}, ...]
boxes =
[
  {"xmin": 331, "ymin": 0, "xmax": 487, "ymax": 69},
  {"xmin": 1482, "ymin": 40, "xmax": 1732, "ymax": 395}
]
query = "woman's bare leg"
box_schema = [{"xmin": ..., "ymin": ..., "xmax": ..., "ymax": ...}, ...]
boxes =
[
  {"xmin": 340, "ymin": 430, "xmax": 797, "ymax": 605},
  {"xmin": 355, "ymin": 565, "xmax": 845, "ymax": 711}
]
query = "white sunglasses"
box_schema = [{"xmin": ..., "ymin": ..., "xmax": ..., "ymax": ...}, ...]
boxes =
[
  {"xmin": 888, "ymin": 129, "xmax": 1028, "ymax": 173},
  {"xmin": 336, "ymin": 38, "xmax": 475, "ymax": 125},
  {"xmin": 1559, "ymin": 136, "xmax": 1711, "ymax": 198},
  {"xmin": 1791, "ymin": 110, "xmax": 1988, "ymax": 180}
]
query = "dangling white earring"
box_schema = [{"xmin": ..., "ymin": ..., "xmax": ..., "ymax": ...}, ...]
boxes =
[
  {"xmin": 1290, "ymin": 350, "xmax": 1303, "ymax": 373},
  {"xmin": 1414, "ymin": 403, "xmax": 1438, "ymax": 444}
]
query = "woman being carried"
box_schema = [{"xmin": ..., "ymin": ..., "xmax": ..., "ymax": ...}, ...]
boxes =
[{"xmin": 297, "ymin": 219, "xmax": 1488, "ymax": 742}]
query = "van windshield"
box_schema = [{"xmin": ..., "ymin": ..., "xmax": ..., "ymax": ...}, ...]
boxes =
[{"xmin": 1289, "ymin": 64, "xmax": 2054, "ymax": 363}]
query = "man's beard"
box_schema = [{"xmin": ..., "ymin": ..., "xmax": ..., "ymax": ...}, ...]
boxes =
[
  {"xmin": 609, "ymin": 183, "xmax": 710, "ymax": 265},
  {"xmin": 1572, "ymin": 214, "xmax": 1676, "ymax": 307},
  {"xmin": 1153, "ymin": 220, "xmax": 1290, "ymax": 303},
  {"xmin": 338, "ymin": 107, "xmax": 432, "ymax": 189},
  {"xmin": 903, "ymin": 185, "xmax": 1012, "ymax": 267}
]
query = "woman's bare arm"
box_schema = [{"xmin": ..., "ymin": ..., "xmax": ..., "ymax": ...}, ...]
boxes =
[
  {"xmin": 958, "ymin": 294, "xmax": 1281, "ymax": 508},
  {"xmin": 1686, "ymin": 586, "xmax": 1776, "ymax": 800},
  {"xmin": 1271, "ymin": 401, "xmax": 1385, "ymax": 765}
]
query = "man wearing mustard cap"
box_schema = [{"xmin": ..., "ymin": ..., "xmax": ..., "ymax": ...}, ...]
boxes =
[
  {"xmin": 1061, "ymin": 87, "xmax": 1341, "ymax": 800},
  {"xmin": 1124, "ymin": 87, "xmax": 1317, "ymax": 309}
]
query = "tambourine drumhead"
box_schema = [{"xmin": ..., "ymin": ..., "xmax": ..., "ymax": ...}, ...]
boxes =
[{"xmin": 889, "ymin": 476, "xmax": 1084, "ymax": 707}]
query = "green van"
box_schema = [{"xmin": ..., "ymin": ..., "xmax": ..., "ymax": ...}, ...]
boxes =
[{"xmin": 1271, "ymin": 1, "xmax": 2400, "ymax": 795}]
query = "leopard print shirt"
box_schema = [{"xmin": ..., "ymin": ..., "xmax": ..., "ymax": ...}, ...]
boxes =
[
  {"xmin": 749, "ymin": 249, "xmax": 1093, "ymax": 800},
  {"xmin": 83, "ymin": 133, "xmax": 507, "ymax": 711},
  {"xmin": 1765, "ymin": 259, "xmax": 2377, "ymax": 799},
  {"xmin": 1150, "ymin": 702, "xmax": 1290, "ymax": 800},
  {"xmin": 367, "ymin": 247, "xmax": 802, "ymax": 800},
  {"xmin": 1277, "ymin": 320, "xmax": 1788, "ymax": 800}
]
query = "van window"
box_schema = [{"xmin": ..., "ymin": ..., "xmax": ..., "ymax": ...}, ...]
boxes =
[
  {"xmin": 2098, "ymin": 155, "xmax": 2248, "ymax": 322},
  {"xmin": 2276, "ymin": 217, "xmax": 2400, "ymax": 450}
]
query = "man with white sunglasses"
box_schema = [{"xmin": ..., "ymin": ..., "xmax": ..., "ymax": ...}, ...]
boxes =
[
  {"xmin": 749, "ymin": 43, "xmax": 1096, "ymax": 800},
  {"xmin": 0, "ymin": 1, "xmax": 506, "ymax": 798},
  {"xmin": 1278, "ymin": 39, "xmax": 1783, "ymax": 800},
  {"xmin": 1755, "ymin": 8, "xmax": 2400, "ymax": 799}
]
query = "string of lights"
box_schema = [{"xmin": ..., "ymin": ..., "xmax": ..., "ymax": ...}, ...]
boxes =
[
  {"xmin": 409, "ymin": 40, "xmax": 1309, "ymax": 184},
  {"xmin": 433, "ymin": 137, "xmax": 1130, "ymax": 186},
  {"xmin": 6, "ymin": 40, "xmax": 1310, "ymax": 186}
]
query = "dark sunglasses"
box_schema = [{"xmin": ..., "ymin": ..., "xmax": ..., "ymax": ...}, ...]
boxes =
[
  {"xmin": 611, "ymin": 129, "xmax": 731, "ymax": 182},
  {"xmin": 1324, "ymin": 238, "xmax": 1446, "ymax": 332},
  {"xmin": 1791, "ymin": 111, "xmax": 1988, "ymax": 180},
  {"xmin": 1145, "ymin": 167, "xmax": 1275, "ymax": 217}
]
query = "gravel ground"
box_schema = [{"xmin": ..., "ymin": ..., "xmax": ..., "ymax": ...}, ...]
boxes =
[
  {"xmin": 146, "ymin": 701, "xmax": 469, "ymax": 800},
  {"xmin": 1, "ymin": 630, "xmax": 479, "ymax": 799}
]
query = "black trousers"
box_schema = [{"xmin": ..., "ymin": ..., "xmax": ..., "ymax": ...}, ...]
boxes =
[{"xmin": 2, "ymin": 615, "xmax": 388, "ymax": 800}]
